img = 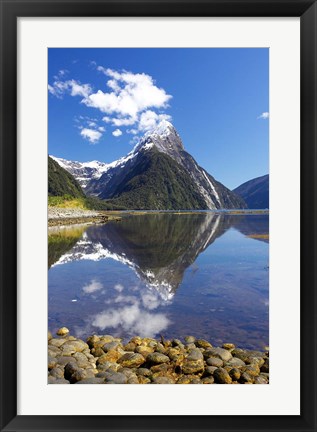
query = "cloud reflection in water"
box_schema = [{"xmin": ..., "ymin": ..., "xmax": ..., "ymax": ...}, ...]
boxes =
[{"xmin": 91, "ymin": 284, "xmax": 171, "ymax": 338}]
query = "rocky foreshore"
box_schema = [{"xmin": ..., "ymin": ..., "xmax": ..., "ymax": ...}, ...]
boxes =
[
  {"xmin": 48, "ymin": 328, "xmax": 269, "ymax": 384},
  {"xmin": 48, "ymin": 207, "xmax": 120, "ymax": 226}
]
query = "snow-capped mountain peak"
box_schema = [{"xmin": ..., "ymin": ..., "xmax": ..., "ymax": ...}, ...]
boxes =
[
  {"xmin": 134, "ymin": 120, "xmax": 184, "ymax": 159},
  {"xmin": 150, "ymin": 119, "xmax": 174, "ymax": 138},
  {"xmin": 50, "ymin": 121, "xmax": 246, "ymax": 210},
  {"xmin": 50, "ymin": 121, "xmax": 181, "ymax": 190}
]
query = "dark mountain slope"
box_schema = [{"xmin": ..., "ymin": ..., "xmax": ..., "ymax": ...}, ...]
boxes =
[
  {"xmin": 102, "ymin": 149, "xmax": 208, "ymax": 210},
  {"xmin": 234, "ymin": 174, "xmax": 269, "ymax": 209},
  {"xmin": 48, "ymin": 156, "xmax": 85, "ymax": 198}
]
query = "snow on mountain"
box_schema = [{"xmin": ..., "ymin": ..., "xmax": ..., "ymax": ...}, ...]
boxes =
[
  {"xmin": 51, "ymin": 120, "xmax": 246, "ymax": 209},
  {"xmin": 51, "ymin": 236, "xmax": 175, "ymax": 301},
  {"xmin": 49, "ymin": 156, "xmax": 111, "ymax": 189},
  {"xmin": 49, "ymin": 127, "xmax": 158, "ymax": 190}
]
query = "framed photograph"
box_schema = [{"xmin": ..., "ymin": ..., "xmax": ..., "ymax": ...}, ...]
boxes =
[{"xmin": 0, "ymin": 0, "xmax": 316, "ymax": 431}]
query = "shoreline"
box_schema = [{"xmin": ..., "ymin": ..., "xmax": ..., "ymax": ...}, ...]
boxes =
[
  {"xmin": 48, "ymin": 207, "xmax": 268, "ymax": 227},
  {"xmin": 48, "ymin": 329, "xmax": 269, "ymax": 384},
  {"xmin": 48, "ymin": 207, "xmax": 121, "ymax": 227}
]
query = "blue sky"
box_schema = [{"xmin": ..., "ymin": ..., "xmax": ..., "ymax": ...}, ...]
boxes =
[{"xmin": 48, "ymin": 48, "xmax": 269, "ymax": 189}]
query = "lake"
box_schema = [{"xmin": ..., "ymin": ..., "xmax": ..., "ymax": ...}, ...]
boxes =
[{"xmin": 48, "ymin": 212, "xmax": 269, "ymax": 350}]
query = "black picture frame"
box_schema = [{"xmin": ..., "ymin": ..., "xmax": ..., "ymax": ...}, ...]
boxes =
[{"xmin": 0, "ymin": 0, "xmax": 316, "ymax": 431}]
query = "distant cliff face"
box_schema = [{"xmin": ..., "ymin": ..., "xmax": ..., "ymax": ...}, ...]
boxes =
[
  {"xmin": 234, "ymin": 174, "xmax": 269, "ymax": 209},
  {"xmin": 51, "ymin": 121, "xmax": 246, "ymax": 210}
]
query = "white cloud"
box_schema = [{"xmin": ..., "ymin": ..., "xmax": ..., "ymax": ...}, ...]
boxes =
[
  {"xmin": 53, "ymin": 69, "xmax": 69, "ymax": 80},
  {"xmin": 258, "ymin": 112, "xmax": 269, "ymax": 120},
  {"xmin": 129, "ymin": 135, "xmax": 141, "ymax": 145},
  {"xmin": 103, "ymin": 116, "xmax": 136, "ymax": 127},
  {"xmin": 58, "ymin": 69, "xmax": 68, "ymax": 77},
  {"xmin": 92, "ymin": 303, "xmax": 170, "ymax": 338},
  {"xmin": 75, "ymin": 117, "xmax": 105, "ymax": 140},
  {"xmin": 49, "ymin": 67, "xmax": 173, "ymax": 139},
  {"xmin": 48, "ymin": 79, "xmax": 92, "ymax": 99},
  {"xmin": 48, "ymin": 84, "xmax": 55, "ymax": 95},
  {"xmin": 141, "ymin": 292, "xmax": 161, "ymax": 310},
  {"xmin": 127, "ymin": 128, "xmax": 138, "ymax": 135},
  {"xmin": 112, "ymin": 128, "xmax": 122, "ymax": 137},
  {"xmin": 80, "ymin": 128, "xmax": 102, "ymax": 144},
  {"xmin": 83, "ymin": 279, "xmax": 103, "ymax": 294},
  {"xmin": 69, "ymin": 80, "xmax": 92, "ymax": 98},
  {"xmin": 82, "ymin": 68, "xmax": 172, "ymax": 122},
  {"xmin": 114, "ymin": 283, "xmax": 124, "ymax": 292},
  {"xmin": 138, "ymin": 110, "xmax": 172, "ymax": 132},
  {"xmin": 107, "ymin": 79, "xmax": 121, "ymax": 92}
]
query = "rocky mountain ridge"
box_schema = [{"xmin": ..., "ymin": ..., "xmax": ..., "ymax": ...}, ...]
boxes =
[{"xmin": 51, "ymin": 121, "xmax": 246, "ymax": 210}]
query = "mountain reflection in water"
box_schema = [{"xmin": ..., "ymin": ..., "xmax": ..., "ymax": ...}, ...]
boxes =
[{"xmin": 48, "ymin": 213, "xmax": 269, "ymax": 349}]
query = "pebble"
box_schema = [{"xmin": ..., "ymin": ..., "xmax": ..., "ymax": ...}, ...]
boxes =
[
  {"xmin": 206, "ymin": 347, "xmax": 232, "ymax": 362},
  {"xmin": 152, "ymin": 377, "xmax": 175, "ymax": 384},
  {"xmin": 48, "ymin": 346, "xmax": 61, "ymax": 357},
  {"xmin": 195, "ymin": 339, "xmax": 212, "ymax": 349},
  {"xmin": 205, "ymin": 366, "xmax": 218, "ymax": 375},
  {"xmin": 177, "ymin": 376, "xmax": 192, "ymax": 384},
  {"xmin": 227, "ymin": 357, "xmax": 246, "ymax": 367},
  {"xmin": 261, "ymin": 358, "xmax": 269, "ymax": 373},
  {"xmin": 186, "ymin": 348, "xmax": 204, "ymax": 361},
  {"xmin": 254, "ymin": 375, "xmax": 268, "ymax": 384},
  {"xmin": 222, "ymin": 343, "xmax": 235, "ymax": 350},
  {"xmin": 206, "ymin": 357, "xmax": 223, "ymax": 367},
  {"xmin": 73, "ymin": 352, "xmax": 90, "ymax": 368},
  {"xmin": 75, "ymin": 378, "xmax": 105, "ymax": 384},
  {"xmin": 56, "ymin": 327, "xmax": 69, "ymax": 336},
  {"xmin": 103, "ymin": 341, "xmax": 121, "ymax": 352},
  {"xmin": 70, "ymin": 369, "xmax": 95, "ymax": 383},
  {"xmin": 104, "ymin": 372, "xmax": 128, "ymax": 384},
  {"xmin": 229, "ymin": 368, "xmax": 241, "ymax": 381},
  {"xmin": 64, "ymin": 362, "xmax": 79, "ymax": 379},
  {"xmin": 240, "ymin": 372, "xmax": 254, "ymax": 383},
  {"xmin": 97, "ymin": 350, "xmax": 121, "ymax": 364},
  {"xmin": 49, "ymin": 367, "xmax": 64, "ymax": 379},
  {"xmin": 49, "ymin": 378, "xmax": 70, "ymax": 384},
  {"xmin": 147, "ymin": 352, "xmax": 170, "ymax": 364},
  {"xmin": 172, "ymin": 339, "xmax": 184, "ymax": 348},
  {"xmin": 136, "ymin": 368, "xmax": 152, "ymax": 377},
  {"xmin": 48, "ymin": 331, "xmax": 268, "ymax": 385},
  {"xmin": 184, "ymin": 336, "xmax": 196, "ymax": 344},
  {"xmin": 49, "ymin": 338, "xmax": 66, "ymax": 348},
  {"xmin": 182, "ymin": 358, "xmax": 204, "ymax": 374},
  {"xmin": 190, "ymin": 378, "xmax": 202, "ymax": 384},
  {"xmin": 213, "ymin": 368, "xmax": 232, "ymax": 384},
  {"xmin": 118, "ymin": 353, "xmax": 145, "ymax": 368},
  {"xmin": 201, "ymin": 376, "xmax": 215, "ymax": 384},
  {"xmin": 57, "ymin": 356, "xmax": 77, "ymax": 366},
  {"xmin": 48, "ymin": 356, "xmax": 57, "ymax": 369},
  {"xmin": 138, "ymin": 376, "xmax": 151, "ymax": 384},
  {"xmin": 244, "ymin": 364, "xmax": 261, "ymax": 377},
  {"xmin": 185, "ymin": 343, "xmax": 196, "ymax": 350}
]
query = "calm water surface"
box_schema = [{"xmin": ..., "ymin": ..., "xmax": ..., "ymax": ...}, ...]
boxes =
[{"xmin": 48, "ymin": 213, "xmax": 269, "ymax": 350}]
